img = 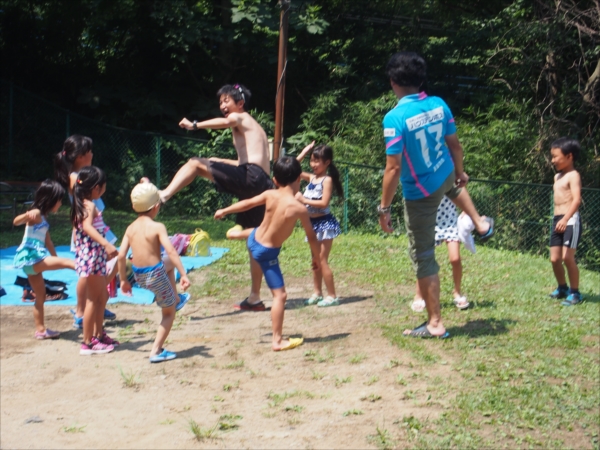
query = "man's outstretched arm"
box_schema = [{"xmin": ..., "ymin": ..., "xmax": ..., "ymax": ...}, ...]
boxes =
[{"xmin": 179, "ymin": 113, "xmax": 242, "ymax": 131}]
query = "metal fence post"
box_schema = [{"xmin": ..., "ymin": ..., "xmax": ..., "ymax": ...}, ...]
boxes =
[
  {"xmin": 343, "ymin": 166, "xmax": 349, "ymax": 234},
  {"xmin": 66, "ymin": 111, "xmax": 70, "ymax": 138},
  {"xmin": 155, "ymin": 136, "xmax": 161, "ymax": 184},
  {"xmin": 8, "ymin": 82, "xmax": 13, "ymax": 175},
  {"xmin": 549, "ymin": 187, "xmax": 554, "ymax": 245}
]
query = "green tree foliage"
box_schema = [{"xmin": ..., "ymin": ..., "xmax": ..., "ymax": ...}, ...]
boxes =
[{"xmin": 0, "ymin": 0, "xmax": 598, "ymax": 185}]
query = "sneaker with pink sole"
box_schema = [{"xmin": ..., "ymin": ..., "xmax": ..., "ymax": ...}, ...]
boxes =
[
  {"xmin": 80, "ymin": 337, "xmax": 114, "ymax": 355},
  {"xmin": 35, "ymin": 329, "xmax": 60, "ymax": 340}
]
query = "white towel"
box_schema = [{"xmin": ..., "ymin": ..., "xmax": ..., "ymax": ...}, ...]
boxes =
[{"xmin": 457, "ymin": 212, "xmax": 476, "ymax": 254}]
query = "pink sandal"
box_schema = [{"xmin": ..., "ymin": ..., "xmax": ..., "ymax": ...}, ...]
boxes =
[{"xmin": 34, "ymin": 329, "xmax": 60, "ymax": 340}]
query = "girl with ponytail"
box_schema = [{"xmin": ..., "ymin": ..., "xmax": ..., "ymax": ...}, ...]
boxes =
[
  {"xmin": 296, "ymin": 142, "xmax": 344, "ymax": 307},
  {"xmin": 71, "ymin": 166, "xmax": 119, "ymax": 355},
  {"xmin": 54, "ymin": 135, "xmax": 93, "ymax": 191},
  {"xmin": 55, "ymin": 135, "xmax": 117, "ymax": 327}
]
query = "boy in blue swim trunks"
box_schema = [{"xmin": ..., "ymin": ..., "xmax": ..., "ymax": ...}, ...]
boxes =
[
  {"xmin": 118, "ymin": 181, "xmax": 191, "ymax": 363},
  {"xmin": 215, "ymin": 156, "xmax": 321, "ymax": 351}
]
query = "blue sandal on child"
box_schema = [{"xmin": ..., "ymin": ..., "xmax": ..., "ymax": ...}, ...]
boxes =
[{"xmin": 150, "ymin": 349, "xmax": 177, "ymax": 363}]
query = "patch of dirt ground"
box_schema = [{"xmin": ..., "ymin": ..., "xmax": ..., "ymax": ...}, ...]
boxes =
[{"xmin": 0, "ymin": 279, "xmax": 454, "ymax": 449}]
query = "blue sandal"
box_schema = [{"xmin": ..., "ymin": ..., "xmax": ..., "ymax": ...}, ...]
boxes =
[
  {"xmin": 149, "ymin": 349, "xmax": 177, "ymax": 363},
  {"xmin": 477, "ymin": 217, "xmax": 495, "ymax": 242},
  {"xmin": 176, "ymin": 292, "xmax": 190, "ymax": 312}
]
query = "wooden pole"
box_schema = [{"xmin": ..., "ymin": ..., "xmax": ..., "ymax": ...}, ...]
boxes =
[{"xmin": 273, "ymin": 0, "xmax": 290, "ymax": 161}]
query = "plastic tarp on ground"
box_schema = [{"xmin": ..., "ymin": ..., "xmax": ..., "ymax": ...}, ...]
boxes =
[{"xmin": 0, "ymin": 246, "xmax": 228, "ymax": 306}]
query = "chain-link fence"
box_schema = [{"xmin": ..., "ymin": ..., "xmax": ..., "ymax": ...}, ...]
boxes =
[{"xmin": 2, "ymin": 80, "xmax": 599, "ymax": 271}]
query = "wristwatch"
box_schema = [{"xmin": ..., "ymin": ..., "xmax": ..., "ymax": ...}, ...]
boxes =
[
  {"xmin": 377, "ymin": 205, "xmax": 392, "ymax": 215},
  {"xmin": 192, "ymin": 120, "xmax": 198, "ymax": 130}
]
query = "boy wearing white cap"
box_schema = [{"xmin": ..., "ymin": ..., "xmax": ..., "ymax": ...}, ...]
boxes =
[{"xmin": 117, "ymin": 181, "xmax": 191, "ymax": 363}]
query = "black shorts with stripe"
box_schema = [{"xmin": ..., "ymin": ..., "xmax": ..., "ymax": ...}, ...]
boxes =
[{"xmin": 550, "ymin": 213, "xmax": 582, "ymax": 249}]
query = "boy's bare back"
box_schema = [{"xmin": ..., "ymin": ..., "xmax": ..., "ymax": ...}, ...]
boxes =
[
  {"xmin": 254, "ymin": 189, "xmax": 309, "ymax": 248},
  {"xmin": 124, "ymin": 216, "xmax": 167, "ymax": 268},
  {"xmin": 553, "ymin": 170, "xmax": 581, "ymax": 216}
]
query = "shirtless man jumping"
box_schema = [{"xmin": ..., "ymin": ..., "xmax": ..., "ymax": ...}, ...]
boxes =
[{"xmin": 160, "ymin": 84, "xmax": 273, "ymax": 311}]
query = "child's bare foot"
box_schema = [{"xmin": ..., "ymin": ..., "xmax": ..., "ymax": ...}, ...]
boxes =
[
  {"xmin": 140, "ymin": 179, "xmax": 168, "ymax": 203},
  {"xmin": 272, "ymin": 337, "xmax": 304, "ymax": 351}
]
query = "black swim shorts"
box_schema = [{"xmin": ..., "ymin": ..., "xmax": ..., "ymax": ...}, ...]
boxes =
[
  {"xmin": 201, "ymin": 159, "xmax": 274, "ymax": 228},
  {"xmin": 550, "ymin": 213, "xmax": 582, "ymax": 249}
]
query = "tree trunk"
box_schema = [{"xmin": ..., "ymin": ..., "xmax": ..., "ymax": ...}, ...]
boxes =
[{"xmin": 583, "ymin": 58, "xmax": 600, "ymax": 112}]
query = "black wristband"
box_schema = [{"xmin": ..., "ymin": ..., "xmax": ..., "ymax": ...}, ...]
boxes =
[{"xmin": 192, "ymin": 120, "xmax": 198, "ymax": 130}]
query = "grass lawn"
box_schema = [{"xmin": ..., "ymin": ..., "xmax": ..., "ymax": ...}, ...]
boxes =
[
  {"xmin": 1, "ymin": 208, "xmax": 599, "ymax": 448},
  {"xmin": 174, "ymin": 229, "xmax": 600, "ymax": 448}
]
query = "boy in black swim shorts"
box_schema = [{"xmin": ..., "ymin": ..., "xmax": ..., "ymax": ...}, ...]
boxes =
[
  {"xmin": 549, "ymin": 137, "xmax": 583, "ymax": 306},
  {"xmin": 194, "ymin": 157, "xmax": 273, "ymax": 229}
]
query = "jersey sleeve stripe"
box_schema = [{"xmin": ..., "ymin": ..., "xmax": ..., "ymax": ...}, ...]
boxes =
[{"xmin": 385, "ymin": 136, "xmax": 402, "ymax": 150}]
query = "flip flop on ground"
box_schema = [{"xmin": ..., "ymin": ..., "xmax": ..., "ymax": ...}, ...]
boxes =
[
  {"xmin": 274, "ymin": 337, "xmax": 304, "ymax": 351},
  {"xmin": 233, "ymin": 298, "xmax": 266, "ymax": 311},
  {"xmin": 453, "ymin": 296, "xmax": 470, "ymax": 310},
  {"xmin": 403, "ymin": 321, "xmax": 450, "ymax": 339}
]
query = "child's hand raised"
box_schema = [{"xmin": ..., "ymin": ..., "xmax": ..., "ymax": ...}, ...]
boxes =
[
  {"xmin": 300, "ymin": 141, "xmax": 316, "ymax": 157},
  {"xmin": 104, "ymin": 243, "xmax": 118, "ymax": 260},
  {"xmin": 180, "ymin": 275, "xmax": 191, "ymax": 291},
  {"xmin": 120, "ymin": 280, "xmax": 133, "ymax": 296}
]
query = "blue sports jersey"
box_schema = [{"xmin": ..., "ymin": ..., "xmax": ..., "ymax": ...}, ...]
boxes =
[{"xmin": 383, "ymin": 92, "xmax": 457, "ymax": 200}]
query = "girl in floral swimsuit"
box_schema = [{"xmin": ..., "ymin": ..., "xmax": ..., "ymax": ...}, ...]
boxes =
[{"xmin": 71, "ymin": 166, "xmax": 120, "ymax": 355}]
